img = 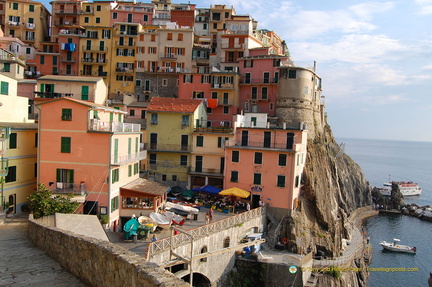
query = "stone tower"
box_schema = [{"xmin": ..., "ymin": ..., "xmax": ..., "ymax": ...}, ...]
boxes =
[{"xmin": 275, "ymin": 65, "xmax": 325, "ymax": 139}]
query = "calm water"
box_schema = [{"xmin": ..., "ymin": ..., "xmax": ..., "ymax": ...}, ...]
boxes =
[{"xmin": 339, "ymin": 137, "xmax": 432, "ymax": 287}]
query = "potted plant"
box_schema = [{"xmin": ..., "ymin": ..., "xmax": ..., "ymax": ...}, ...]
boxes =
[{"xmin": 100, "ymin": 214, "xmax": 109, "ymax": 229}]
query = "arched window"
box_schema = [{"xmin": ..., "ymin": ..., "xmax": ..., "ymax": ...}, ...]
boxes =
[
  {"xmin": 223, "ymin": 236, "xmax": 230, "ymax": 248},
  {"xmin": 200, "ymin": 245, "xmax": 208, "ymax": 262}
]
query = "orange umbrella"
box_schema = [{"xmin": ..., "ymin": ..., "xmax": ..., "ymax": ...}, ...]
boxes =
[{"xmin": 219, "ymin": 187, "xmax": 250, "ymax": 198}]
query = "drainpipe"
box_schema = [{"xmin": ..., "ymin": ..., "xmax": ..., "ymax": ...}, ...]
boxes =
[{"xmin": 108, "ymin": 134, "xmax": 113, "ymax": 229}]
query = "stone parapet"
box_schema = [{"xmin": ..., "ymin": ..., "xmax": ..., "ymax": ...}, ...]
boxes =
[{"xmin": 27, "ymin": 214, "xmax": 188, "ymax": 287}]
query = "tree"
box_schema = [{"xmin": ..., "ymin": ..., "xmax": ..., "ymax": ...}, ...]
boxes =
[{"xmin": 28, "ymin": 183, "xmax": 79, "ymax": 219}]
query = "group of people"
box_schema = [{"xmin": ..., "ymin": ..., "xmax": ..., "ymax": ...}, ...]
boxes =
[{"xmin": 201, "ymin": 195, "xmax": 251, "ymax": 213}]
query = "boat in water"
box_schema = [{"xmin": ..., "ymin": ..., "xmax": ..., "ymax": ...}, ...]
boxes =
[
  {"xmin": 149, "ymin": 212, "xmax": 172, "ymax": 229},
  {"xmin": 378, "ymin": 181, "xmax": 422, "ymax": 196},
  {"xmin": 379, "ymin": 238, "xmax": 416, "ymax": 254}
]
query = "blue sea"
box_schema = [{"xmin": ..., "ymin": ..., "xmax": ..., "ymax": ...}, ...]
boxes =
[{"xmin": 339, "ymin": 137, "xmax": 432, "ymax": 287}]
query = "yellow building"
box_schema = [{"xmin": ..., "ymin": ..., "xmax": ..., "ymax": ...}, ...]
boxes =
[
  {"xmin": 0, "ymin": 0, "xmax": 50, "ymax": 50},
  {"xmin": 145, "ymin": 97, "xmax": 206, "ymax": 189},
  {"xmin": 0, "ymin": 73, "xmax": 36, "ymax": 214},
  {"xmin": 34, "ymin": 75, "xmax": 108, "ymax": 104},
  {"xmin": 0, "ymin": 123, "xmax": 37, "ymax": 214},
  {"xmin": 190, "ymin": 126, "xmax": 233, "ymax": 189}
]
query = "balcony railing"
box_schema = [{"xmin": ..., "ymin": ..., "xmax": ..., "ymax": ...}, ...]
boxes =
[
  {"xmin": 226, "ymin": 139, "xmax": 296, "ymax": 150},
  {"xmin": 112, "ymin": 151, "xmax": 147, "ymax": 166},
  {"xmin": 34, "ymin": 92, "xmax": 76, "ymax": 99},
  {"xmin": 25, "ymin": 23, "xmax": 36, "ymax": 29},
  {"xmin": 188, "ymin": 167, "xmax": 223, "ymax": 175},
  {"xmin": 89, "ymin": 119, "xmax": 141, "ymax": 133},
  {"xmin": 240, "ymin": 78, "xmax": 278, "ymax": 84},
  {"xmin": 82, "ymin": 45, "xmax": 108, "ymax": 52},
  {"xmin": 80, "ymin": 71, "xmax": 108, "ymax": 77},
  {"xmin": 194, "ymin": 127, "xmax": 233, "ymax": 133},
  {"xmin": 53, "ymin": 9, "xmax": 82, "ymax": 15},
  {"xmin": 59, "ymin": 29, "xmax": 84, "ymax": 36},
  {"xmin": 115, "ymin": 41, "xmax": 135, "ymax": 47},
  {"xmin": 160, "ymin": 53, "xmax": 177, "ymax": 59},
  {"xmin": 51, "ymin": 182, "xmax": 86, "ymax": 195},
  {"xmin": 144, "ymin": 143, "xmax": 192, "ymax": 152},
  {"xmin": 82, "ymin": 58, "xmax": 107, "ymax": 64},
  {"xmin": 60, "ymin": 56, "xmax": 77, "ymax": 63}
]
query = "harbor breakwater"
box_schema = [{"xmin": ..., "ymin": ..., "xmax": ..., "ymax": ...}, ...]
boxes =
[{"xmin": 401, "ymin": 203, "xmax": 432, "ymax": 222}]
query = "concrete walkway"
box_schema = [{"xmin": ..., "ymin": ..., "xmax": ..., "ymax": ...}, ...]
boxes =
[{"xmin": 0, "ymin": 213, "xmax": 87, "ymax": 287}]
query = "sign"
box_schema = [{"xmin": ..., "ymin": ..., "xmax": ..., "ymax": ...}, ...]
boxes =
[{"xmin": 251, "ymin": 185, "xmax": 262, "ymax": 192}]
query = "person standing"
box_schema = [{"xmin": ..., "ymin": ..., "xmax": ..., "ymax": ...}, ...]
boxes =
[{"xmin": 246, "ymin": 202, "xmax": 251, "ymax": 211}]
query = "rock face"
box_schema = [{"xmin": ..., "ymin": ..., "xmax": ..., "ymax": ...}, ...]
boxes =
[{"xmin": 281, "ymin": 124, "xmax": 372, "ymax": 286}]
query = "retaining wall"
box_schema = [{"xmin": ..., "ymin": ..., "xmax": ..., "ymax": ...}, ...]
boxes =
[{"xmin": 27, "ymin": 214, "xmax": 188, "ymax": 287}]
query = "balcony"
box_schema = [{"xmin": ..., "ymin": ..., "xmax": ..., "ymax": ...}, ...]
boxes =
[
  {"xmin": 80, "ymin": 70, "xmax": 108, "ymax": 77},
  {"xmin": 60, "ymin": 56, "xmax": 77, "ymax": 63},
  {"xmin": 53, "ymin": 9, "xmax": 82, "ymax": 15},
  {"xmin": 144, "ymin": 143, "xmax": 192, "ymax": 152},
  {"xmin": 188, "ymin": 167, "xmax": 223, "ymax": 176},
  {"xmin": 59, "ymin": 69, "xmax": 77, "ymax": 76},
  {"xmin": 226, "ymin": 139, "xmax": 296, "ymax": 151},
  {"xmin": 240, "ymin": 78, "xmax": 278, "ymax": 84},
  {"xmin": 160, "ymin": 53, "xmax": 177, "ymax": 60},
  {"xmin": 82, "ymin": 45, "xmax": 108, "ymax": 52},
  {"xmin": 221, "ymin": 43, "xmax": 246, "ymax": 49},
  {"xmin": 116, "ymin": 67, "xmax": 134, "ymax": 73},
  {"xmin": 25, "ymin": 23, "xmax": 36, "ymax": 29},
  {"xmin": 34, "ymin": 92, "xmax": 81, "ymax": 99},
  {"xmin": 194, "ymin": 127, "xmax": 233, "ymax": 133},
  {"xmin": 82, "ymin": 58, "xmax": 107, "ymax": 64},
  {"xmin": 52, "ymin": 182, "xmax": 86, "ymax": 195},
  {"xmin": 112, "ymin": 151, "xmax": 147, "ymax": 166},
  {"xmin": 8, "ymin": 21, "xmax": 20, "ymax": 27},
  {"xmin": 115, "ymin": 41, "xmax": 135, "ymax": 47},
  {"xmin": 89, "ymin": 119, "xmax": 141, "ymax": 133},
  {"xmin": 59, "ymin": 29, "xmax": 84, "ymax": 36},
  {"xmin": 212, "ymin": 83, "xmax": 234, "ymax": 89}
]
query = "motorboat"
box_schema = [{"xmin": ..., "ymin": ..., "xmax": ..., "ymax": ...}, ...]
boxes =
[
  {"xmin": 137, "ymin": 215, "xmax": 157, "ymax": 232},
  {"xmin": 379, "ymin": 181, "xmax": 422, "ymax": 196},
  {"xmin": 149, "ymin": 212, "xmax": 172, "ymax": 229},
  {"xmin": 379, "ymin": 239, "xmax": 416, "ymax": 254}
]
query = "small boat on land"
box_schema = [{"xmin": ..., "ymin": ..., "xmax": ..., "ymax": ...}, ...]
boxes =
[
  {"xmin": 379, "ymin": 238, "xmax": 416, "ymax": 254},
  {"xmin": 137, "ymin": 216, "xmax": 157, "ymax": 232},
  {"xmin": 165, "ymin": 201, "xmax": 199, "ymax": 214},
  {"xmin": 379, "ymin": 181, "xmax": 422, "ymax": 196},
  {"xmin": 164, "ymin": 211, "xmax": 185, "ymax": 225},
  {"xmin": 149, "ymin": 212, "xmax": 172, "ymax": 229}
]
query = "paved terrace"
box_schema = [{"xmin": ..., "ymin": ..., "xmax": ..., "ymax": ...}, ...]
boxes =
[{"xmin": 0, "ymin": 213, "xmax": 87, "ymax": 287}]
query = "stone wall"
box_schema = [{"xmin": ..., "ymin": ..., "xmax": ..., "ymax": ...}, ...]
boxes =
[{"xmin": 27, "ymin": 215, "xmax": 188, "ymax": 287}]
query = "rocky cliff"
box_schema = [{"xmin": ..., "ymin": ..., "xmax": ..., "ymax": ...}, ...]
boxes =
[{"xmin": 283, "ymin": 123, "xmax": 372, "ymax": 286}]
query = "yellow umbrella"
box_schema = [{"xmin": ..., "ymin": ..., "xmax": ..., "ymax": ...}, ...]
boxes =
[{"xmin": 219, "ymin": 187, "xmax": 250, "ymax": 198}]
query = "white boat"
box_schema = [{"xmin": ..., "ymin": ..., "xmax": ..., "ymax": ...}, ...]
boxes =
[
  {"xmin": 164, "ymin": 211, "xmax": 185, "ymax": 225},
  {"xmin": 149, "ymin": 212, "xmax": 172, "ymax": 229},
  {"xmin": 137, "ymin": 216, "xmax": 157, "ymax": 232},
  {"xmin": 165, "ymin": 201, "xmax": 199, "ymax": 214},
  {"xmin": 379, "ymin": 239, "xmax": 416, "ymax": 254},
  {"xmin": 379, "ymin": 181, "xmax": 422, "ymax": 196}
]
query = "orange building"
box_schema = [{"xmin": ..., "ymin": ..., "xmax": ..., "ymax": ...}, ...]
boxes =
[
  {"xmin": 224, "ymin": 113, "xmax": 307, "ymax": 219},
  {"xmin": 37, "ymin": 97, "xmax": 147, "ymax": 231}
]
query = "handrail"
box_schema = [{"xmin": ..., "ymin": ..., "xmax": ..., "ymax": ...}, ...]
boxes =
[{"xmin": 145, "ymin": 206, "xmax": 264, "ymax": 259}]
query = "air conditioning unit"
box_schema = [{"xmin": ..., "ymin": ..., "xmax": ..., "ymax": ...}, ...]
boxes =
[{"xmin": 64, "ymin": 21, "xmax": 70, "ymax": 25}]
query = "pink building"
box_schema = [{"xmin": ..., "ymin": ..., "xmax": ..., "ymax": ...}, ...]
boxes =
[
  {"xmin": 224, "ymin": 113, "xmax": 307, "ymax": 219},
  {"xmin": 37, "ymin": 97, "xmax": 148, "ymax": 231},
  {"xmin": 238, "ymin": 47, "xmax": 292, "ymax": 117}
]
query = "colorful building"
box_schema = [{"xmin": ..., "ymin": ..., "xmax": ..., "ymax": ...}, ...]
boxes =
[
  {"xmin": 224, "ymin": 113, "xmax": 307, "ymax": 219},
  {"xmin": 37, "ymin": 97, "xmax": 146, "ymax": 231},
  {"xmin": 0, "ymin": 73, "xmax": 36, "ymax": 214},
  {"xmin": 145, "ymin": 97, "xmax": 206, "ymax": 189}
]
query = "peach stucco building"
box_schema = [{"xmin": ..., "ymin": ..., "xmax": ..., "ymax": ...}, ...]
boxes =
[
  {"xmin": 37, "ymin": 97, "xmax": 147, "ymax": 231},
  {"xmin": 224, "ymin": 113, "xmax": 307, "ymax": 219}
]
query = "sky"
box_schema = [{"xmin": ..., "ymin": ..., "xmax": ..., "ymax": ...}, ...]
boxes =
[{"xmin": 40, "ymin": 0, "xmax": 432, "ymax": 142}]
